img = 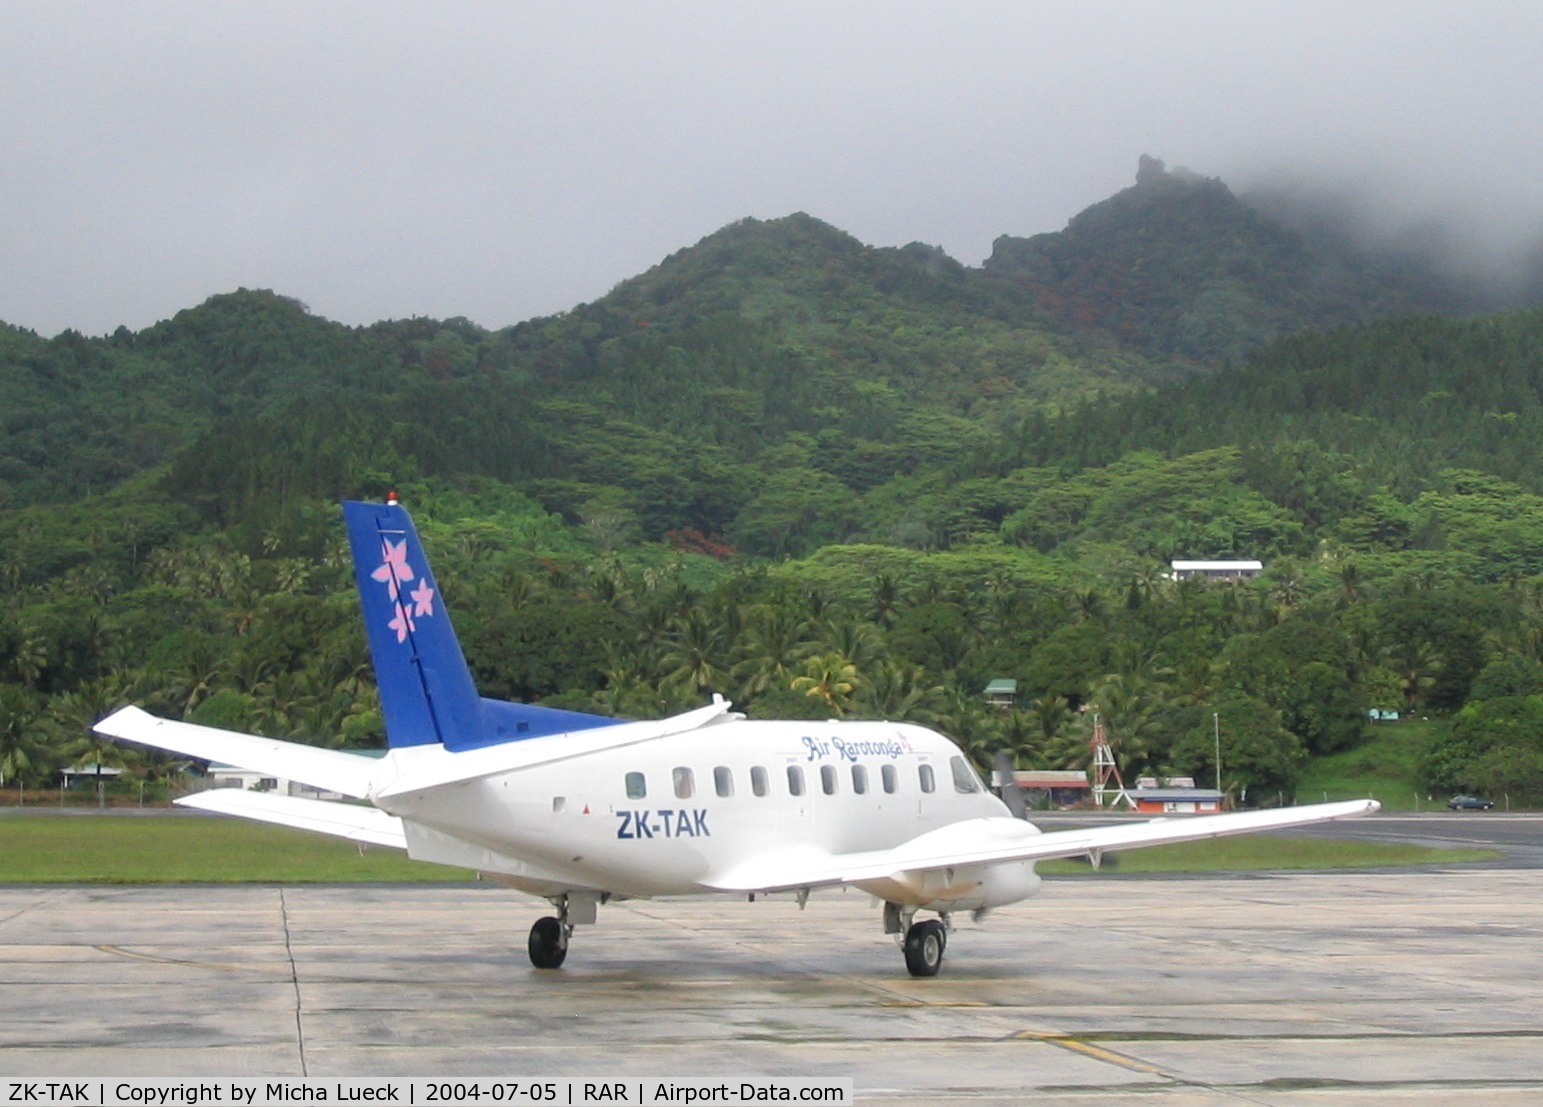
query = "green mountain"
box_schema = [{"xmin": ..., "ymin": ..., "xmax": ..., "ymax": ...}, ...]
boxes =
[
  {"xmin": 984, "ymin": 156, "xmax": 1480, "ymax": 365},
  {"xmin": 2, "ymin": 161, "xmax": 1512, "ymax": 518}
]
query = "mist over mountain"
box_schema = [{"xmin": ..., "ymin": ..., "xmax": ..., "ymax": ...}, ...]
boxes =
[
  {"xmin": 983, "ymin": 156, "xmax": 1494, "ymax": 366},
  {"xmin": 1240, "ymin": 176, "xmax": 1543, "ymax": 312}
]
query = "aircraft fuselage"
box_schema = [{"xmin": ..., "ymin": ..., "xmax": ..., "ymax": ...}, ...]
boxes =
[{"xmin": 378, "ymin": 718, "xmax": 1015, "ymax": 901}]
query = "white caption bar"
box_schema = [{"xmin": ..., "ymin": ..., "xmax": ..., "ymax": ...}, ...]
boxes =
[{"xmin": 1, "ymin": 1081, "xmax": 854, "ymax": 1107}]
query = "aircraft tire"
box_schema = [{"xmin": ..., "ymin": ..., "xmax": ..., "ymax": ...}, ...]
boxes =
[
  {"xmin": 903, "ymin": 919, "xmax": 945, "ymax": 977},
  {"xmin": 528, "ymin": 916, "xmax": 568, "ymax": 969}
]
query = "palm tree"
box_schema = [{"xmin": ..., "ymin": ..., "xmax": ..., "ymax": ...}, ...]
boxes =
[
  {"xmin": 495, "ymin": 568, "xmax": 538, "ymax": 611},
  {"xmin": 984, "ymin": 708, "xmax": 1049, "ymax": 769},
  {"xmin": 1027, "ymin": 694, "xmax": 1072, "ymax": 752},
  {"xmin": 661, "ymin": 609, "xmax": 731, "ymax": 696},
  {"xmin": 1268, "ymin": 565, "xmax": 1306, "ymax": 615},
  {"xmin": 0, "ymin": 685, "xmax": 49, "ymax": 801},
  {"xmin": 870, "ymin": 574, "xmax": 900, "ymax": 628},
  {"xmin": 47, "ymin": 680, "xmax": 135, "ymax": 806},
  {"xmin": 733, "ymin": 607, "xmax": 812, "ymax": 700},
  {"xmin": 595, "ymin": 662, "xmax": 657, "ymax": 719},
  {"xmin": 254, "ymin": 670, "xmax": 327, "ymax": 739},
  {"xmin": 1073, "ymin": 588, "xmax": 1105, "ymax": 623},
  {"xmin": 2, "ymin": 631, "xmax": 47, "ymax": 689},
  {"xmin": 1132, "ymin": 561, "xmax": 1174, "ymax": 605},
  {"xmin": 586, "ymin": 560, "xmax": 636, "ymax": 613},
  {"xmin": 1338, "ymin": 562, "xmax": 1364, "ymax": 606},
  {"xmin": 817, "ymin": 617, "xmax": 882, "ymax": 673},
  {"xmin": 1085, "ymin": 673, "xmax": 1162, "ymax": 780},
  {"xmin": 1391, "ymin": 638, "xmax": 1442, "ymax": 712},
  {"xmin": 1107, "ymin": 639, "xmax": 1174, "ymax": 684},
  {"xmin": 853, "ymin": 660, "xmax": 942, "ymax": 723},
  {"xmin": 166, "ymin": 638, "xmax": 224, "ymax": 715},
  {"xmin": 792, "ymin": 653, "xmax": 859, "ymax": 716}
]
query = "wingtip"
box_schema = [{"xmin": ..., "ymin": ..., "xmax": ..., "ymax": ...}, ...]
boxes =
[{"xmin": 93, "ymin": 703, "xmax": 152, "ymax": 736}]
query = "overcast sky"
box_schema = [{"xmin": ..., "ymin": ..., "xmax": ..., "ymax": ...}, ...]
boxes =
[{"xmin": 3, "ymin": 1, "xmax": 1541, "ymax": 337}]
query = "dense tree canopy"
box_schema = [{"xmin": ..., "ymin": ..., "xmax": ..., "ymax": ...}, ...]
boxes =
[{"xmin": 6, "ymin": 166, "xmax": 1543, "ymax": 806}]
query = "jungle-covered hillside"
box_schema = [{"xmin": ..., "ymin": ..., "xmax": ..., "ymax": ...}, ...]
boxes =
[{"xmin": 4, "ymin": 161, "xmax": 1541, "ymax": 807}]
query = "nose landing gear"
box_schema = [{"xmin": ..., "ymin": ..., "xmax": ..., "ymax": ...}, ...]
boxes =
[{"xmin": 528, "ymin": 915, "xmax": 569, "ymax": 968}]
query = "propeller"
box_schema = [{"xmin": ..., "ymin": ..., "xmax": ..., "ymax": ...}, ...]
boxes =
[{"xmin": 992, "ymin": 750, "xmax": 1028, "ymax": 819}]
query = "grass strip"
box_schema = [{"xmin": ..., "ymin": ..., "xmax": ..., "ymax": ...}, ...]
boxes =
[
  {"xmin": 0, "ymin": 815, "xmax": 473, "ymax": 883},
  {"xmin": 1038, "ymin": 835, "xmax": 1496, "ymax": 875},
  {"xmin": 0, "ymin": 812, "xmax": 1497, "ymax": 883}
]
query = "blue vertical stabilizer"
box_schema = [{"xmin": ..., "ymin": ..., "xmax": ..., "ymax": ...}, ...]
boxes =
[
  {"xmin": 344, "ymin": 499, "xmax": 486, "ymax": 749},
  {"xmin": 344, "ymin": 498, "xmax": 623, "ymax": 751}
]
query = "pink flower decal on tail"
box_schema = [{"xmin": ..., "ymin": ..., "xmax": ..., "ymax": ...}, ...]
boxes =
[
  {"xmin": 372, "ymin": 539, "xmax": 416, "ymax": 600},
  {"xmin": 410, "ymin": 579, "xmax": 436, "ymax": 618},
  {"xmin": 371, "ymin": 537, "xmax": 433, "ymax": 643}
]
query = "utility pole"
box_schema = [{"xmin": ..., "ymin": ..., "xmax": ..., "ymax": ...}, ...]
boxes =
[{"xmin": 1213, "ymin": 712, "xmax": 1222, "ymax": 793}]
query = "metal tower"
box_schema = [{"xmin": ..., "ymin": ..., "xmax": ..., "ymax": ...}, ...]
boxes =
[{"xmin": 1089, "ymin": 713, "xmax": 1134, "ymax": 810}]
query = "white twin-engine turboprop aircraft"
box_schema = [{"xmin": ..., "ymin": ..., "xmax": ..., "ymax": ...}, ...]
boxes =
[{"xmin": 95, "ymin": 497, "xmax": 1378, "ymax": 977}]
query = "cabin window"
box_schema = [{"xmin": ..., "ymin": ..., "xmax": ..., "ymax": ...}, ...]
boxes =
[
  {"xmin": 851, "ymin": 765, "xmax": 869, "ymax": 795},
  {"xmin": 714, "ymin": 766, "xmax": 734, "ymax": 798},
  {"xmin": 786, "ymin": 766, "xmax": 805, "ymax": 797},
  {"xmin": 951, "ymin": 756, "xmax": 983, "ymax": 794},
  {"xmin": 673, "ymin": 766, "xmax": 695, "ymax": 799},
  {"xmin": 625, "ymin": 771, "xmax": 646, "ymax": 799},
  {"xmin": 750, "ymin": 766, "xmax": 769, "ymax": 797},
  {"xmin": 918, "ymin": 764, "xmax": 936, "ymax": 793},
  {"xmin": 820, "ymin": 764, "xmax": 838, "ymax": 795},
  {"xmin": 881, "ymin": 764, "xmax": 898, "ymax": 794}
]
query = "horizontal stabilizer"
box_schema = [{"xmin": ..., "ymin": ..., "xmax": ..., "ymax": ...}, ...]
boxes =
[
  {"xmin": 372, "ymin": 697, "xmax": 737, "ymax": 799},
  {"xmin": 177, "ymin": 789, "xmax": 407, "ymax": 849},
  {"xmin": 704, "ymin": 799, "xmax": 1381, "ymax": 893},
  {"xmin": 95, "ymin": 705, "xmax": 382, "ymax": 799}
]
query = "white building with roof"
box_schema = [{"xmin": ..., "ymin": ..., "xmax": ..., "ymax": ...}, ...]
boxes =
[{"xmin": 1170, "ymin": 560, "xmax": 1263, "ymax": 582}]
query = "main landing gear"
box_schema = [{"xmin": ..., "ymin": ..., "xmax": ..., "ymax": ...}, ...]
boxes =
[{"xmin": 884, "ymin": 902, "xmax": 951, "ymax": 977}]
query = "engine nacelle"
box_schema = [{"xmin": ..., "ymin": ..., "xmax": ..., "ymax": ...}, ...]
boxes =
[
  {"xmin": 855, "ymin": 859, "xmax": 1041, "ymax": 911},
  {"xmin": 969, "ymin": 859, "xmax": 1042, "ymax": 909}
]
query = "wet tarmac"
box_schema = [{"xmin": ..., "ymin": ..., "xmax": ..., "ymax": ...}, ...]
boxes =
[{"xmin": 2, "ymin": 857, "xmax": 1541, "ymax": 1104}]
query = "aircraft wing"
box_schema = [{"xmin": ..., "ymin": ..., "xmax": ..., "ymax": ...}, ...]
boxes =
[
  {"xmin": 95, "ymin": 706, "xmax": 384, "ymax": 798},
  {"xmin": 176, "ymin": 789, "xmax": 407, "ymax": 849},
  {"xmin": 703, "ymin": 798, "xmax": 1380, "ymax": 893},
  {"xmin": 97, "ymin": 699, "xmax": 739, "ymax": 800}
]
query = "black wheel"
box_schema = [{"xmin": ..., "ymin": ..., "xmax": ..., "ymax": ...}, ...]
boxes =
[
  {"xmin": 903, "ymin": 919, "xmax": 946, "ymax": 977},
  {"xmin": 528, "ymin": 916, "xmax": 567, "ymax": 969}
]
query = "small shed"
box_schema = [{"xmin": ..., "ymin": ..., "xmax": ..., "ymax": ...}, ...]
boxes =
[
  {"xmin": 1130, "ymin": 786, "xmax": 1226, "ymax": 814},
  {"xmin": 59, "ymin": 763, "xmax": 123, "ymax": 789},
  {"xmin": 1013, "ymin": 770, "xmax": 1090, "ymax": 808},
  {"xmin": 208, "ymin": 763, "xmax": 282, "ymax": 792},
  {"xmin": 983, "ymin": 679, "xmax": 1018, "ymax": 708}
]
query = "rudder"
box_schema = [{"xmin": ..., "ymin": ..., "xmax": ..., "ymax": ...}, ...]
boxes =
[{"xmin": 343, "ymin": 497, "xmax": 485, "ymax": 749}]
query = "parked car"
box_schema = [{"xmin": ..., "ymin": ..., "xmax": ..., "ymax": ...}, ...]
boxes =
[{"xmin": 1447, "ymin": 795, "xmax": 1495, "ymax": 810}]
